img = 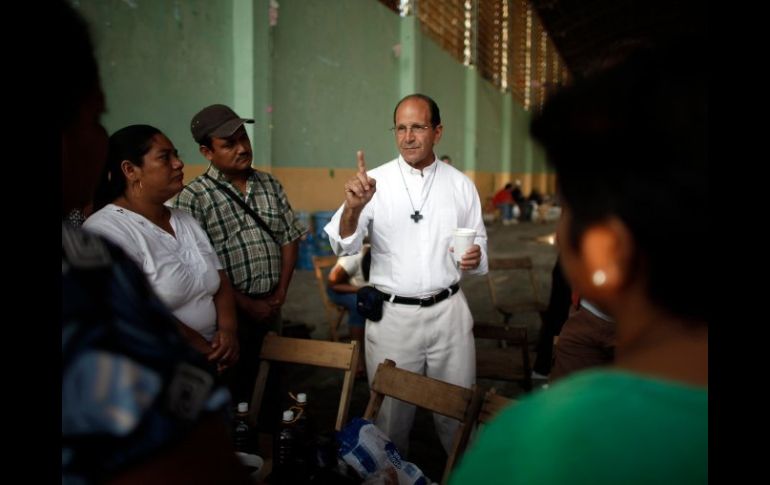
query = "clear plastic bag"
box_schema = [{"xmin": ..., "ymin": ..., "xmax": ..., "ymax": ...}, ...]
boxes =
[{"xmin": 337, "ymin": 418, "xmax": 432, "ymax": 485}]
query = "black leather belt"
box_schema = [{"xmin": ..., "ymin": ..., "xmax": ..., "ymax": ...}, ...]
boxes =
[{"xmin": 380, "ymin": 283, "xmax": 460, "ymax": 307}]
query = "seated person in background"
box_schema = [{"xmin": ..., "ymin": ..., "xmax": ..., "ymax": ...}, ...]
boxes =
[
  {"xmin": 451, "ymin": 38, "xmax": 707, "ymax": 484},
  {"xmin": 59, "ymin": 2, "xmax": 249, "ymax": 482},
  {"xmin": 510, "ymin": 179, "xmax": 525, "ymax": 219},
  {"xmin": 521, "ymin": 187, "xmax": 544, "ymax": 221},
  {"xmin": 84, "ymin": 124, "xmax": 239, "ymax": 373},
  {"xmin": 327, "ymin": 243, "xmax": 371, "ymax": 376},
  {"xmin": 439, "ymin": 154, "xmax": 452, "ymax": 165},
  {"xmin": 510, "ymin": 179, "xmax": 524, "ymax": 202},
  {"xmin": 491, "ymin": 183, "xmax": 517, "ymax": 225},
  {"xmin": 550, "ymin": 298, "xmax": 616, "ymax": 382},
  {"xmin": 528, "ymin": 187, "xmax": 544, "ymax": 206}
]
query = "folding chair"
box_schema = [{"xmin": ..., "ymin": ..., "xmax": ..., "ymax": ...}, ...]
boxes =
[
  {"xmin": 474, "ymin": 321, "xmax": 534, "ymax": 391},
  {"xmin": 477, "ymin": 388, "xmax": 514, "ymax": 426},
  {"xmin": 311, "ymin": 255, "xmax": 348, "ymax": 341},
  {"xmin": 486, "ymin": 256, "xmax": 547, "ymax": 325},
  {"xmin": 363, "ymin": 359, "xmax": 484, "ymax": 485},
  {"xmin": 248, "ymin": 333, "xmax": 359, "ymax": 432}
]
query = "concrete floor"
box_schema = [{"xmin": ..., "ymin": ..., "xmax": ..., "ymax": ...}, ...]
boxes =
[{"xmin": 277, "ymin": 219, "xmax": 560, "ymax": 481}]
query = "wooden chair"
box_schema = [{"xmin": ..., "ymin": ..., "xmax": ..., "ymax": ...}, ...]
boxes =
[
  {"xmin": 363, "ymin": 359, "xmax": 484, "ymax": 485},
  {"xmin": 486, "ymin": 256, "xmax": 547, "ymax": 325},
  {"xmin": 477, "ymin": 388, "xmax": 514, "ymax": 425},
  {"xmin": 474, "ymin": 322, "xmax": 533, "ymax": 391},
  {"xmin": 453, "ymin": 388, "xmax": 514, "ymax": 471},
  {"xmin": 248, "ymin": 333, "xmax": 359, "ymax": 432},
  {"xmin": 311, "ymin": 255, "xmax": 348, "ymax": 341}
]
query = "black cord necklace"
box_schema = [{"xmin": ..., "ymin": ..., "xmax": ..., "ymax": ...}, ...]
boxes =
[{"xmin": 397, "ymin": 160, "xmax": 438, "ymax": 223}]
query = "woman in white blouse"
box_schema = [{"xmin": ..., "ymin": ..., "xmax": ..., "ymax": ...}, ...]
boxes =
[{"xmin": 85, "ymin": 124, "xmax": 239, "ymax": 372}]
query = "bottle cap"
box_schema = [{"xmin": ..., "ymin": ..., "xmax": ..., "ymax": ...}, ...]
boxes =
[
  {"xmin": 296, "ymin": 393, "xmax": 307, "ymax": 404},
  {"xmin": 238, "ymin": 402, "xmax": 249, "ymax": 413},
  {"xmin": 282, "ymin": 410, "xmax": 295, "ymax": 422}
]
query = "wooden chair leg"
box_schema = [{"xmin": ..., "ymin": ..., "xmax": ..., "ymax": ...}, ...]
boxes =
[{"xmin": 329, "ymin": 308, "xmax": 345, "ymax": 342}]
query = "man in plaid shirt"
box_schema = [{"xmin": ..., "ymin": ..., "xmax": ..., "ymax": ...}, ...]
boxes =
[{"xmin": 174, "ymin": 104, "xmax": 306, "ymax": 404}]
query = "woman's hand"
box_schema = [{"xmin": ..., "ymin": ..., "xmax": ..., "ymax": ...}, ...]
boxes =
[{"xmin": 209, "ymin": 328, "xmax": 239, "ymax": 370}]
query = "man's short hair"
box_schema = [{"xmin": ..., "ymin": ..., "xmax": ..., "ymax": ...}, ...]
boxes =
[{"xmin": 393, "ymin": 94, "xmax": 441, "ymax": 127}]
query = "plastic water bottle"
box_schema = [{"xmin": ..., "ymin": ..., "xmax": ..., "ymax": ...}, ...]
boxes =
[
  {"xmin": 294, "ymin": 392, "xmax": 313, "ymax": 440},
  {"xmin": 293, "ymin": 393, "xmax": 314, "ymax": 471},
  {"xmin": 233, "ymin": 402, "xmax": 251, "ymax": 453},
  {"xmin": 272, "ymin": 409, "xmax": 297, "ymax": 483}
]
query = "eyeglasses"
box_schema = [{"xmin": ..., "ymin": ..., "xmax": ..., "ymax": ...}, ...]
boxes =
[{"xmin": 390, "ymin": 123, "xmax": 432, "ymax": 135}]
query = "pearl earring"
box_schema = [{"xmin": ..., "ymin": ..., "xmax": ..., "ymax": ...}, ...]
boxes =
[{"xmin": 592, "ymin": 270, "xmax": 607, "ymax": 286}]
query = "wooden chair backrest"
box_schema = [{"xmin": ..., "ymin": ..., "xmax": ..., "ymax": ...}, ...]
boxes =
[
  {"xmin": 473, "ymin": 321, "xmax": 532, "ymax": 391},
  {"xmin": 363, "ymin": 359, "xmax": 483, "ymax": 485},
  {"xmin": 477, "ymin": 388, "xmax": 514, "ymax": 425},
  {"xmin": 486, "ymin": 256, "xmax": 541, "ymax": 310},
  {"xmin": 248, "ymin": 333, "xmax": 359, "ymax": 432}
]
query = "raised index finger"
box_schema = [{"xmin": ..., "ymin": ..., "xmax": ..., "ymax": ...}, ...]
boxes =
[{"xmin": 357, "ymin": 150, "xmax": 367, "ymax": 174}]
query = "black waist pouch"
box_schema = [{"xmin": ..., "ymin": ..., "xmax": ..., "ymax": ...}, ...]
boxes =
[{"xmin": 356, "ymin": 286, "xmax": 385, "ymax": 322}]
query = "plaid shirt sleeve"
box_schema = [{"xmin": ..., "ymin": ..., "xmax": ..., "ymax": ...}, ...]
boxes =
[
  {"xmin": 172, "ymin": 183, "xmax": 208, "ymax": 228},
  {"xmin": 265, "ymin": 173, "xmax": 307, "ymax": 245}
]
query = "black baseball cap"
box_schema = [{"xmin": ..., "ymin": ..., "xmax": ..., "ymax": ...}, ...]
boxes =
[{"xmin": 190, "ymin": 104, "xmax": 254, "ymax": 144}]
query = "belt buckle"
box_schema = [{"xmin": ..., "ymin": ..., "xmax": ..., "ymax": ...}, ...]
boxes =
[
  {"xmin": 420, "ymin": 293, "xmax": 439, "ymax": 307},
  {"xmin": 419, "ymin": 294, "xmax": 436, "ymax": 307}
]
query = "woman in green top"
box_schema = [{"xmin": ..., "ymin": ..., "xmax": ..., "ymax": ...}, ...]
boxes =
[{"xmin": 451, "ymin": 37, "xmax": 707, "ymax": 484}]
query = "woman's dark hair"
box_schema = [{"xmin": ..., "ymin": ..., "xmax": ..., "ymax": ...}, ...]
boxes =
[
  {"xmin": 93, "ymin": 125, "xmax": 162, "ymax": 211},
  {"xmin": 530, "ymin": 37, "xmax": 707, "ymax": 323}
]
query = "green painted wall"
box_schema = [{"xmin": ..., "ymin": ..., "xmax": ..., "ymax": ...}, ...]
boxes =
[
  {"xmin": 420, "ymin": 30, "xmax": 466, "ymax": 168},
  {"xmin": 271, "ymin": 0, "xmax": 399, "ymax": 170},
  {"xmin": 476, "ymin": 79, "xmax": 503, "ymax": 173},
  {"xmin": 74, "ymin": 0, "xmax": 548, "ymax": 194},
  {"xmin": 73, "ymin": 0, "xmax": 235, "ymax": 167},
  {"xmin": 510, "ymin": 100, "xmax": 531, "ymax": 173}
]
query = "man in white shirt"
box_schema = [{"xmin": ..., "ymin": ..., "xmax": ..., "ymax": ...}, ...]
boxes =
[{"xmin": 325, "ymin": 94, "xmax": 488, "ymax": 455}]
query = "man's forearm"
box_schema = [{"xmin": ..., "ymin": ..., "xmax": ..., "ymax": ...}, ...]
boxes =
[
  {"xmin": 213, "ymin": 271, "xmax": 238, "ymax": 333},
  {"xmin": 330, "ymin": 283, "xmax": 360, "ymax": 294},
  {"xmin": 233, "ymin": 290, "xmax": 254, "ymax": 314},
  {"xmin": 277, "ymin": 239, "xmax": 299, "ymax": 296},
  {"xmin": 339, "ymin": 204, "xmax": 362, "ymax": 239}
]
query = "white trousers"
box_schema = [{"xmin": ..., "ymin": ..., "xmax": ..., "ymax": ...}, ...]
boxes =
[{"xmin": 364, "ymin": 289, "xmax": 476, "ymax": 456}]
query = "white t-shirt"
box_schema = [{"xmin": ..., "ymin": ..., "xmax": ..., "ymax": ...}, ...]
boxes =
[
  {"xmin": 84, "ymin": 204, "xmax": 223, "ymax": 341},
  {"xmin": 336, "ymin": 246, "xmax": 369, "ymax": 288}
]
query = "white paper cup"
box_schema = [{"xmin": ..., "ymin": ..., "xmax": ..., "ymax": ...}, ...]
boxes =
[{"xmin": 453, "ymin": 228, "xmax": 476, "ymax": 263}]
